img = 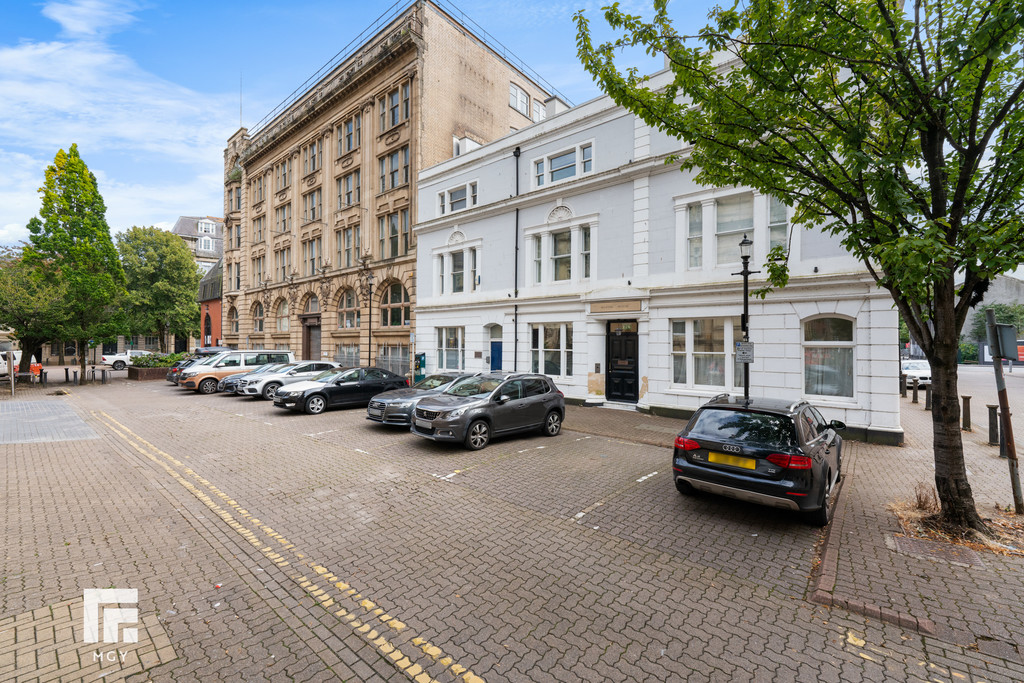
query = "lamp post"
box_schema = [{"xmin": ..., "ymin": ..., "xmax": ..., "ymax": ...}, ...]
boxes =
[
  {"xmin": 357, "ymin": 255, "xmax": 374, "ymax": 366},
  {"xmin": 734, "ymin": 234, "xmax": 759, "ymax": 401}
]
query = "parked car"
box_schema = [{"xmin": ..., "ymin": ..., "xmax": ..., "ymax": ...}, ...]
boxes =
[
  {"xmin": 0, "ymin": 350, "xmax": 41, "ymax": 377},
  {"xmin": 218, "ymin": 363, "xmax": 290, "ymax": 393},
  {"xmin": 671, "ymin": 394, "xmax": 845, "ymax": 526},
  {"xmin": 179, "ymin": 350, "xmax": 295, "ymax": 393},
  {"xmin": 273, "ymin": 366, "xmax": 408, "ymax": 414},
  {"xmin": 239, "ymin": 361, "xmax": 341, "ymax": 399},
  {"xmin": 901, "ymin": 360, "xmax": 931, "ymax": 388},
  {"xmin": 411, "ymin": 373, "xmax": 565, "ymax": 450},
  {"xmin": 101, "ymin": 349, "xmax": 153, "ymax": 370},
  {"xmin": 367, "ymin": 372, "xmax": 474, "ymax": 426}
]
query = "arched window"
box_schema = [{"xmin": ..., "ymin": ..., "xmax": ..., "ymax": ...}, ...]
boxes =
[
  {"xmin": 305, "ymin": 295, "xmax": 319, "ymax": 313},
  {"xmin": 229, "ymin": 307, "xmax": 239, "ymax": 333},
  {"xmin": 338, "ymin": 289, "xmax": 360, "ymax": 329},
  {"xmin": 803, "ymin": 317, "xmax": 854, "ymax": 397},
  {"xmin": 380, "ymin": 282, "xmax": 410, "ymax": 327},
  {"xmin": 204, "ymin": 313, "xmax": 212, "ymax": 345},
  {"xmin": 276, "ymin": 300, "xmax": 289, "ymax": 331},
  {"xmin": 253, "ymin": 302, "xmax": 264, "ymax": 332}
]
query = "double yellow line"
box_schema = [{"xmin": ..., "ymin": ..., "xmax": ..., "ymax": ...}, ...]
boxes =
[{"xmin": 93, "ymin": 410, "xmax": 485, "ymax": 683}]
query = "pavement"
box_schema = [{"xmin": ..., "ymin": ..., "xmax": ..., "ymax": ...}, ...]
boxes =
[{"xmin": 1, "ymin": 364, "xmax": 1022, "ymax": 682}]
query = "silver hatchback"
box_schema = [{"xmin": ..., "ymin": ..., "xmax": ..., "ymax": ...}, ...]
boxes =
[{"xmin": 411, "ymin": 373, "xmax": 565, "ymax": 450}]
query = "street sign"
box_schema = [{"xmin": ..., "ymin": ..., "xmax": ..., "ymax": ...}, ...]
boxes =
[{"xmin": 735, "ymin": 341, "xmax": 754, "ymax": 363}]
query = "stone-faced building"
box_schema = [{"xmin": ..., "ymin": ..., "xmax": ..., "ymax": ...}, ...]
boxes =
[
  {"xmin": 172, "ymin": 216, "xmax": 224, "ymax": 276},
  {"xmin": 222, "ymin": 1, "xmax": 554, "ymax": 372}
]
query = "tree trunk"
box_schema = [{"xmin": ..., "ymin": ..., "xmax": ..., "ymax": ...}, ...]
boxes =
[
  {"xmin": 928, "ymin": 303, "xmax": 990, "ymax": 535},
  {"xmin": 78, "ymin": 338, "xmax": 88, "ymax": 381}
]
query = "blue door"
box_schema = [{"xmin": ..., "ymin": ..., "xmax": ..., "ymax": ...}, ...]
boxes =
[{"xmin": 490, "ymin": 341, "xmax": 502, "ymax": 371}]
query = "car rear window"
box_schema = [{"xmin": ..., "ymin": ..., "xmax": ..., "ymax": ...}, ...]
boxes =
[{"xmin": 688, "ymin": 408, "xmax": 798, "ymax": 448}]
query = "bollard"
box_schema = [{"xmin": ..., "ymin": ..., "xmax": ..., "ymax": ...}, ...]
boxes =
[
  {"xmin": 89, "ymin": 369, "xmax": 95, "ymax": 382},
  {"xmin": 924, "ymin": 384, "xmax": 932, "ymax": 410},
  {"xmin": 102, "ymin": 369, "xmax": 109, "ymax": 384},
  {"xmin": 962, "ymin": 395, "xmax": 972, "ymax": 431},
  {"xmin": 988, "ymin": 404, "xmax": 1000, "ymax": 445},
  {"xmin": 911, "ymin": 377, "xmax": 920, "ymax": 403},
  {"xmin": 899, "ymin": 373, "xmax": 907, "ymax": 397},
  {"xmin": 40, "ymin": 370, "xmax": 47, "ymax": 388},
  {"xmin": 64, "ymin": 367, "xmax": 69, "ymax": 383},
  {"xmin": 72, "ymin": 370, "xmax": 78, "ymax": 385}
]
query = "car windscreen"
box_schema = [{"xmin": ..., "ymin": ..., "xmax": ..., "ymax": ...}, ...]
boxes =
[
  {"xmin": 253, "ymin": 363, "xmax": 289, "ymax": 375},
  {"xmin": 902, "ymin": 362, "xmax": 928, "ymax": 372},
  {"xmin": 312, "ymin": 367, "xmax": 348, "ymax": 382},
  {"xmin": 444, "ymin": 376, "xmax": 502, "ymax": 397},
  {"xmin": 688, "ymin": 408, "xmax": 798, "ymax": 448},
  {"xmin": 415, "ymin": 374, "xmax": 457, "ymax": 390}
]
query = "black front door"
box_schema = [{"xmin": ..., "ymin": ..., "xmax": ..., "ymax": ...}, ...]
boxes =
[{"xmin": 606, "ymin": 321, "xmax": 639, "ymax": 403}]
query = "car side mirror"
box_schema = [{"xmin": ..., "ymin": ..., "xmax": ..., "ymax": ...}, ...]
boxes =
[
  {"xmin": 497, "ymin": 394, "xmax": 510, "ymax": 404},
  {"xmin": 829, "ymin": 419, "xmax": 846, "ymax": 431},
  {"xmin": 287, "ymin": 370, "xmax": 296, "ymax": 375}
]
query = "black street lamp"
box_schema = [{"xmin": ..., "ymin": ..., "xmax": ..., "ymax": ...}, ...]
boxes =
[
  {"xmin": 734, "ymin": 234, "xmax": 759, "ymax": 401},
  {"xmin": 357, "ymin": 255, "xmax": 375, "ymax": 366}
]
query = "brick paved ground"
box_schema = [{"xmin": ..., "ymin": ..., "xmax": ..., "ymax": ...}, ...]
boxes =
[{"xmin": 1, "ymin": 365, "xmax": 1022, "ymax": 681}]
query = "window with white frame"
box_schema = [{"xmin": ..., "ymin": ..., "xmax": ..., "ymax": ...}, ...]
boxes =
[
  {"xmin": 198, "ymin": 236, "xmax": 213, "ymax": 251},
  {"xmin": 580, "ymin": 226, "xmax": 591, "ymax": 279},
  {"xmin": 533, "ymin": 100, "xmax": 546, "ymax": 122},
  {"xmin": 437, "ymin": 246, "xmax": 479, "ymax": 295},
  {"xmin": 768, "ymin": 196, "xmax": 788, "ymax": 251},
  {"xmin": 337, "ymin": 289, "xmax": 360, "ymax": 328},
  {"xmin": 438, "ymin": 182, "xmax": 477, "ymax": 215},
  {"xmin": 532, "ymin": 237, "xmax": 542, "ymax": 283},
  {"xmin": 671, "ymin": 318, "xmax": 741, "ymax": 388},
  {"xmin": 803, "ymin": 317, "xmax": 854, "ymax": 397},
  {"xmin": 528, "ymin": 223, "xmax": 594, "ymax": 284},
  {"xmin": 552, "ymin": 230, "xmax": 571, "ymax": 280},
  {"xmin": 276, "ymin": 300, "xmax": 289, "ymax": 332},
  {"xmin": 509, "ymin": 83, "xmax": 529, "ymax": 116},
  {"xmin": 687, "ymin": 202, "xmax": 703, "ymax": 268},
  {"xmin": 533, "ymin": 143, "xmax": 593, "ymax": 187},
  {"xmin": 451, "ymin": 251, "xmax": 464, "ymax": 293},
  {"xmin": 198, "ymin": 220, "xmax": 215, "ymax": 234},
  {"xmin": 437, "ymin": 327, "xmax": 464, "ymax": 370},
  {"xmin": 531, "ymin": 323, "xmax": 572, "ymax": 376},
  {"xmin": 716, "ymin": 194, "xmax": 753, "ymax": 264}
]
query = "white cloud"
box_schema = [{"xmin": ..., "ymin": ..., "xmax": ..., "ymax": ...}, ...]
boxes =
[
  {"xmin": 0, "ymin": 0, "xmax": 233, "ymax": 244},
  {"xmin": 42, "ymin": 0, "xmax": 139, "ymax": 38}
]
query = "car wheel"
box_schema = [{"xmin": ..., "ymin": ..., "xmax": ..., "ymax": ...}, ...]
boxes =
[
  {"xmin": 112, "ymin": 361, "xmax": 126, "ymax": 370},
  {"xmin": 675, "ymin": 479, "xmax": 696, "ymax": 495},
  {"xmin": 464, "ymin": 420, "xmax": 490, "ymax": 450},
  {"xmin": 198, "ymin": 378, "xmax": 218, "ymax": 394},
  {"xmin": 805, "ymin": 470, "xmax": 837, "ymax": 527},
  {"xmin": 305, "ymin": 395, "xmax": 326, "ymax": 415},
  {"xmin": 262, "ymin": 383, "xmax": 281, "ymax": 400},
  {"xmin": 542, "ymin": 410, "xmax": 562, "ymax": 436}
]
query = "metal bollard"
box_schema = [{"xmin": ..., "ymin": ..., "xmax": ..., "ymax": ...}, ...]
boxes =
[
  {"xmin": 40, "ymin": 370, "xmax": 47, "ymax": 388},
  {"xmin": 988, "ymin": 404, "xmax": 1000, "ymax": 445},
  {"xmin": 899, "ymin": 373, "xmax": 907, "ymax": 397},
  {"xmin": 924, "ymin": 384, "xmax": 932, "ymax": 410},
  {"xmin": 962, "ymin": 395, "xmax": 971, "ymax": 431},
  {"xmin": 911, "ymin": 377, "xmax": 919, "ymax": 403},
  {"xmin": 102, "ymin": 369, "xmax": 109, "ymax": 384},
  {"xmin": 64, "ymin": 367, "xmax": 69, "ymax": 383},
  {"xmin": 72, "ymin": 370, "xmax": 78, "ymax": 385}
]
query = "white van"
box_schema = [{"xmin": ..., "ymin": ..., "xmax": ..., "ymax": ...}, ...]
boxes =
[{"xmin": 0, "ymin": 350, "xmax": 41, "ymax": 376}]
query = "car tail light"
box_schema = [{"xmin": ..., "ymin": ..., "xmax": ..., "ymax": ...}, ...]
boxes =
[
  {"xmin": 674, "ymin": 436, "xmax": 700, "ymax": 451},
  {"xmin": 766, "ymin": 453, "xmax": 813, "ymax": 469},
  {"xmin": 404, "ymin": 379, "xmax": 410, "ymax": 386}
]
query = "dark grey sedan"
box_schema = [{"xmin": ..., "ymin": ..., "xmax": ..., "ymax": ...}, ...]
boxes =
[{"xmin": 366, "ymin": 372, "xmax": 473, "ymax": 425}]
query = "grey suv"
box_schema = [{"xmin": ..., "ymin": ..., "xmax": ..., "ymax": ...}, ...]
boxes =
[{"xmin": 411, "ymin": 373, "xmax": 565, "ymax": 450}]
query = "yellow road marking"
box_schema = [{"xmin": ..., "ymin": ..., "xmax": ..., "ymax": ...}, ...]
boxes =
[{"xmin": 93, "ymin": 410, "xmax": 482, "ymax": 683}]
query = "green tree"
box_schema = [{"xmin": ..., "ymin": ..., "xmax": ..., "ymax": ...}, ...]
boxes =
[
  {"xmin": 117, "ymin": 226, "xmax": 201, "ymax": 353},
  {"xmin": 23, "ymin": 144, "xmax": 127, "ymax": 378},
  {"xmin": 968, "ymin": 303, "xmax": 1024, "ymax": 342},
  {"xmin": 0, "ymin": 247, "xmax": 68, "ymax": 373},
  {"xmin": 576, "ymin": 0, "xmax": 1024, "ymax": 534}
]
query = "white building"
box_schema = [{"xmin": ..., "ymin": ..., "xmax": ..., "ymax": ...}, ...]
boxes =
[{"xmin": 414, "ymin": 71, "xmax": 902, "ymax": 444}]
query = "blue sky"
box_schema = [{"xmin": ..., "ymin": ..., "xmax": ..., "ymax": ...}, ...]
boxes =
[{"xmin": 0, "ymin": 0, "xmax": 715, "ymax": 245}]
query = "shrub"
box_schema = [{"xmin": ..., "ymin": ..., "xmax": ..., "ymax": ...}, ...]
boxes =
[
  {"xmin": 958, "ymin": 342, "xmax": 978, "ymax": 364},
  {"xmin": 132, "ymin": 351, "xmax": 187, "ymax": 368}
]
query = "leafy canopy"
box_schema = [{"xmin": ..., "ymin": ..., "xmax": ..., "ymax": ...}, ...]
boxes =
[{"xmin": 576, "ymin": 0, "xmax": 1024, "ymax": 356}]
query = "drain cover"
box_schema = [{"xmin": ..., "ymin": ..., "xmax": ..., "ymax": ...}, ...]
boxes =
[{"xmin": 892, "ymin": 535, "xmax": 985, "ymax": 567}]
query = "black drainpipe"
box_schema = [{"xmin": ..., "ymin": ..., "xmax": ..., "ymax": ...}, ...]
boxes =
[{"xmin": 513, "ymin": 146, "xmax": 521, "ymax": 371}]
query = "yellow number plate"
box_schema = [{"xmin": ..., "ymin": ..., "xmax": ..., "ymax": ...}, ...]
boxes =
[{"xmin": 707, "ymin": 452, "xmax": 756, "ymax": 470}]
